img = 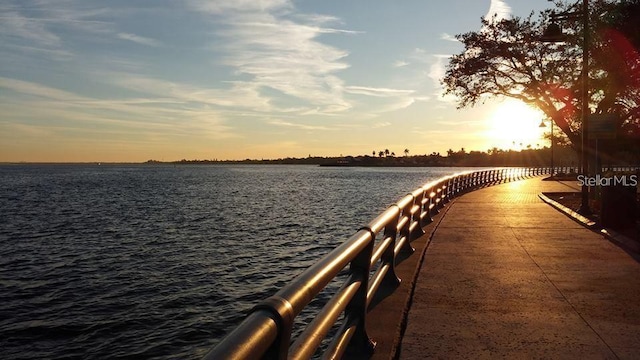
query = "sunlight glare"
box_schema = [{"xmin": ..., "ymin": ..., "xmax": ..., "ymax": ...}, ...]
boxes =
[{"xmin": 487, "ymin": 99, "xmax": 546, "ymax": 150}]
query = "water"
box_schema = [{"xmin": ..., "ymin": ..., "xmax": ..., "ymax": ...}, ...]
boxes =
[{"xmin": 0, "ymin": 164, "xmax": 475, "ymax": 359}]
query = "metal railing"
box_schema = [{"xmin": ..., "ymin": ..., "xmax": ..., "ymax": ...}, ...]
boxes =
[{"xmin": 205, "ymin": 167, "xmax": 551, "ymax": 360}]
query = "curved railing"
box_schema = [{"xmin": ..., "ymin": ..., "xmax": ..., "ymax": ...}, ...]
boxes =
[{"xmin": 205, "ymin": 167, "xmax": 551, "ymax": 360}]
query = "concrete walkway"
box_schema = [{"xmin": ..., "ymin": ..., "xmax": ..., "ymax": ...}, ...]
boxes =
[{"xmin": 399, "ymin": 177, "xmax": 640, "ymax": 359}]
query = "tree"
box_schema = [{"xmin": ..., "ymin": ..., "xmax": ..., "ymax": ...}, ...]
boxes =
[
  {"xmin": 592, "ymin": 0, "xmax": 640, "ymax": 143},
  {"xmin": 404, "ymin": 148, "xmax": 410, "ymax": 157},
  {"xmin": 384, "ymin": 149, "xmax": 390, "ymax": 157},
  {"xmin": 442, "ymin": 0, "xmax": 640, "ymax": 156}
]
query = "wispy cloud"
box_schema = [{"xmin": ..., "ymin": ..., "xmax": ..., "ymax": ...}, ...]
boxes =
[
  {"xmin": 2, "ymin": 13, "xmax": 56, "ymax": 43},
  {"xmin": 0, "ymin": 76, "xmax": 237, "ymax": 141},
  {"xmin": 110, "ymin": 75, "xmax": 272, "ymax": 111},
  {"xmin": 0, "ymin": 3, "xmax": 113, "ymax": 45},
  {"xmin": 117, "ymin": 33, "xmax": 162, "ymax": 47},
  {"xmin": 344, "ymin": 85, "xmax": 421, "ymax": 113},
  {"xmin": 440, "ymin": 33, "xmax": 458, "ymax": 42},
  {"xmin": 485, "ymin": 0, "xmax": 512, "ymax": 22},
  {"xmin": 0, "ymin": 77, "xmax": 84, "ymax": 101},
  {"xmin": 186, "ymin": 0, "xmax": 292, "ymax": 14},
  {"xmin": 345, "ymin": 86, "xmax": 414, "ymax": 97},
  {"xmin": 393, "ymin": 60, "xmax": 410, "ymax": 68},
  {"xmin": 376, "ymin": 97, "xmax": 417, "ymax": 113},
  {"xmin": 427, "ymin": 55, "xmax": 450, "ymax": 84},
  {"xmin": 186, "ymin": 0, "xmax": 354, "ymax": 114},
  {"xmin": 372, "ymin": 122, "xmax": 391, "ymax": 128},
  {"xmin": 268, "ymin": 119, "xmax": 330, "ymax": 131}
]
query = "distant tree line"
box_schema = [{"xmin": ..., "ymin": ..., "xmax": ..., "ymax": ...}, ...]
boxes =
[{"xmin": 141, "ymin": 144, "xmax": 640, "ymax": 167}]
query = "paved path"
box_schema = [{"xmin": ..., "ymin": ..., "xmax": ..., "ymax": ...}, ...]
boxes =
[{"xmin": 399, "ymin": 177, "xmax": 640, "ymax": 359}]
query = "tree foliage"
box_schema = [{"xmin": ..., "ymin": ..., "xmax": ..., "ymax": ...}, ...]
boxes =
[{"xmin": 443, "ymin": 0, "xmax": 640, "ymax": 155}]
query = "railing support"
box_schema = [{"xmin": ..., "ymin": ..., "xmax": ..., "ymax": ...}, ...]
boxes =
[
  {"xmin": 396, "ymin": 196, "xmax": 416, "ymax": 255},
  {"xmin": 344, "ymin": 240, "xmax": 376, "ymax": 357},
  {"xmin": 410, "ymin": 190, "xmax": 426, "ymax": 240},
  {"xmin": 381, "ymin": 219, "xmax": 401, "ymax": 287}
]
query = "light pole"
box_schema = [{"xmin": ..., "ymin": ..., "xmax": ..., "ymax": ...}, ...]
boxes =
[
  {"xmin": 539, "ymin": 119, "xmax": 554, "ymax": 176},
  {"xmin": 541, "ymin": 0, "xmax": 590, "ymax": 214}
]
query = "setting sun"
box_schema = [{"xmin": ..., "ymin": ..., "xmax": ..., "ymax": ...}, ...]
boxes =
[{"xmin": 487, "ymin": 99, "xmax": 547, "ymax": 150}]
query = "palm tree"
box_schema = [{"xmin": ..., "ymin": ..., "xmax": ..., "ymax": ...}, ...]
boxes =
[
  {"xmin": 404, "ymin": 148, "xmax": 409, "ymax": 157},
  {"xmin": 378, "ymin": 151, "xmax": 384, "ymax": 158},
  {"xmin": 384, "ymin": 149, "xmax": 390, "ymax": 157}
]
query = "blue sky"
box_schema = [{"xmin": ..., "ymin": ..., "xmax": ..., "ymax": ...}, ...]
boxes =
[{"xmin": 0, "ymin": 0, "xmax": 553, "ymax": 162}]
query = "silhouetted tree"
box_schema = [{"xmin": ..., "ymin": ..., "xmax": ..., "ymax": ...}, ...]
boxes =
[{"xmin": 442, "ymin": 0, "xmax": 640, "ymax": 152}]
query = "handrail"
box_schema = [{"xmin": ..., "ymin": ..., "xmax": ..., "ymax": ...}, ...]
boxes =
[{"xmin": 204, "ymin": 167, "xmax": 552, "ymax": 360}]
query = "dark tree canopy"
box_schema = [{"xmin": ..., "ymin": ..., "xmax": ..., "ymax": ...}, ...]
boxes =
[{"xmin": 443, "ymin": 0, "xmax": 640, "ymax": 156}]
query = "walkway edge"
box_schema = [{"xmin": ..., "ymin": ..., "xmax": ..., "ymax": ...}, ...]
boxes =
[
  {"xmin": 537, "ymin": 193, "xmax": 597, "ymax": 228},
  {"xmin": 538, "ymin": 192, "xmax": 640, "ymax": 254}
]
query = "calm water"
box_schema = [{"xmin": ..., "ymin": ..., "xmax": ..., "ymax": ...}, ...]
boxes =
[{"xmin": 0, "ymin": 164, "xmax": 475, "ymax": 359}]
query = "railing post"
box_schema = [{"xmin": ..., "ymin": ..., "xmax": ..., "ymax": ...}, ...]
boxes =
[
  {"xmin": 345, "ymin": 239, "xmax": 376, "ymax": 357},
  {"xmin": 450, "ymin": 177, "xmax": 458, "ymax": 197},
  {"xmin": 422, "ymin": 187, "xmax": 434, "ymax": 225},
  {"xmin": 398, "ymin": 203, "xmax": 416, "ymax": 255},
  {"xmin": 381, "ymin": 212, "xmax": 401, "ymax": 287},
  {"xmin": 410, "ymin": 191, "xmax": 426, "ymax": 240},
  {"xmin": 461, "ymin": 174, "xmax": 469, "ymax": 193},
  {"xmin": 441, "ymin": 178, "xmax": 451, "ymax": 203},
  {"xmin": 435, "ymin": 187, "xmax": 444, "ymax": 210},
  {"xmin": 432, "ymin": 186, "xmax": 443, "ymax": 215}
]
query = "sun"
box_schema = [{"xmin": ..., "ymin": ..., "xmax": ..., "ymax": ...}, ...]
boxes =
[{"xmin": 487, "ymin": 99, "xmax": 547, "ymax": 150}]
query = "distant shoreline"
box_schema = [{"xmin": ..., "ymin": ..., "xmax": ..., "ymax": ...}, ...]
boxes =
[{"xmin": 0, "ymin": 146, "xmax": 590, "ymax": 167}]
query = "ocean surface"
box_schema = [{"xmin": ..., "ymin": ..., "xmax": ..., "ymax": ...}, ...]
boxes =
[{"xmin": 0, "ymin": 164, "xmax": 477, "ymax": 359}]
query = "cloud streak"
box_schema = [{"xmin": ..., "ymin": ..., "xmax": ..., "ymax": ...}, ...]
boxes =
[
  {"xmin": 187, "ymin": 0, "xmax": 354, "ymax": 114},
  {"xmin": 268, "ymin": 119, "xmax": 330, "ymax": 131},
  {"xmin": 345, "ymin": 86, "xmax": 414, "ymax": 97},
  {"xmin": 440, "ymin": 33, "xmax": 458, "ymax": 42},
  {"xmin": 117, "ymin": 33, "xmax": 162, "ymax": 47},
  {"xmin": 0, "ymin": 76, "xmax": 237, "ymax": 141}
]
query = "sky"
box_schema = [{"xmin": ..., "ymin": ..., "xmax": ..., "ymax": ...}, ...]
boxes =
[{"xmin": 0, "ymin": 0, "xmax": 555, "ymax": 162}]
